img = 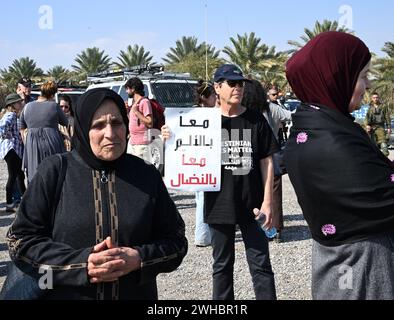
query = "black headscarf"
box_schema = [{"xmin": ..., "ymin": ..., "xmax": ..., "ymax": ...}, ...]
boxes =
[{"xmin": 72, "ymin": 88, "xmax": 129, "ymax": 170}]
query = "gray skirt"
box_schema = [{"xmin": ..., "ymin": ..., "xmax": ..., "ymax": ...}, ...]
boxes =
[
  {"xmin": 312, "ymin": 232, "xmax": 394, "ymax": 300},
  {"xmin": 23, "ymin": 127, "xmax": 65, "ymax": 182}
]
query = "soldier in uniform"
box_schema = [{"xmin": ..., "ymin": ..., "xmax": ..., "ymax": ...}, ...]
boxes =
[{"xmin": 365, "ymin": 92, "xmax": 392, "ymax": 156}]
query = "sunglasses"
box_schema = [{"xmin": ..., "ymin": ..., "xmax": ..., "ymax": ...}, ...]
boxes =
[
  {"xmin": 224, "ymin": 80, "xmax": 244, "ymax": 88},
  {"xmin": 270, "ymin": 93, "xmax": 278, "ymax": 96}
]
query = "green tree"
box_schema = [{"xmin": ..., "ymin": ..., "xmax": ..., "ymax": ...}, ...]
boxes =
[
  {"xmin": 0, "ymin": 57, "xmax": 44, "ymax": 90},
  {"xmin": 288, "ymin": 20, "xmax": 351, "ymax": 53},
  {"xmin": 163, "ymin": 36, "xmax": 219, "ymax": 64},
  {"xmin": 382, "ymin": 41, "xmax": 394, "ymax": 58},
  {"xmin": 47, "ymin": 65, "xmax": 70, "ymax": 84},
  {"xmin": 115, "ymin": 45, "xmax": 154, "ymax": 69},
  {"xmin": 72, "ymin": 47, "xmax": 112, "ymax": 79},
  {"xmin": 67, "ymin": 70, "xmax": 87, "ymax": 86},
  {"xmin": 222, "ymin": 32, "xmax": 282, "ymax": 77},
  {"xmin": 372, "ymin": 42, "xmax": 394, "ymax": 113},
  {"xmin": 163, "ymin": 36, "xmax": 199, "ymax": 64},
  {"xmin": 166, "ymin": 52, "xmax": 223, "ymax": 80},
  {"xmin": 257, "ymin": 53, "xmax": 289, "ymax": 90},
  {"xmin": 164, "ymin": 37, "xmax": 221, "ymax": 79}
]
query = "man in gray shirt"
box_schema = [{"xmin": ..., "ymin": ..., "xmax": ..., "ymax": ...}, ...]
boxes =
[{"xmin": 267, "ymin": 87, "xmax": 293, "ymax": 242}]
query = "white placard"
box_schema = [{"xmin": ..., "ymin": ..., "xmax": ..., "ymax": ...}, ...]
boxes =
[{"xmin": 164, "ymin": 108, "xmax": 221, "ymax": 191}]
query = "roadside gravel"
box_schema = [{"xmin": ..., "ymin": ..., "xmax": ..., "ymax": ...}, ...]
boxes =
[
  {"xmin": 157, "ymin": 175, "xmax": 312, "ymax": 300},
  {"xmin": 0, "ymin": 160, "xmax": 313, "ymax": 300}
]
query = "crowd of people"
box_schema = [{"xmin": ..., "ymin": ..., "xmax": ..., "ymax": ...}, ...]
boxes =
[{"xmin": 0, "ymin": 31, "xmax": 393, "ymax": 300}]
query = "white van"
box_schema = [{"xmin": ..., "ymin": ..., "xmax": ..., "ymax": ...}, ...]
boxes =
[
  {"xmin": 30, "ymin": 87, "xmax": 86, "ymax": 109},
  {"xmin": 86, "ymin": 66, "xmax": 199, "ymax": 174},
  {"xmin": 86, "ymin": 73, "xmax": 198, "ymax": 109}
]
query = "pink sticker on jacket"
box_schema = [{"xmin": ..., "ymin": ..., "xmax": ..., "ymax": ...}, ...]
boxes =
[
  {"xmin": 322, "ymin": 224, "xmax": 336, "ymax": 236},
  {"xmin": 296, "ymin": 132, "xmax": 308, "ymax": 144}
]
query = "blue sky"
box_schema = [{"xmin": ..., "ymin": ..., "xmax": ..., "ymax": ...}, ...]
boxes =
[{"xmin": 1, "ymin": 0, "xmax": 393, "ymax": 71}]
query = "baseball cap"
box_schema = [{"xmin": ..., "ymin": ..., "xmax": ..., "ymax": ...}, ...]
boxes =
[
  {"xmin": 18, "ymin": 77, "xmax": 32, "ymax": 87},
  {"xmin": 213, "ymin": 64, "xmax": 251, "ymax": 83}
]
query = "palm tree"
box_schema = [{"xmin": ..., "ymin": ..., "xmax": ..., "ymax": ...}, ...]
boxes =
[
  {"xmin": 372, "ymin": 43, "xmax": 394, "ymax": 112},
  {"xmin": 165, "ymin": 52, "xmax": 223, "ymax": 79},
  {"xmin": 0, "ymin": 57, "xmax": 44, "ymax": 90},
  {"xmin": 223, "ymin": 32, "xmax": 282, "ymax": 78},
  {"xmin": 382, "ymin": 41, "xmax": 394, "ymax": 58},
  {"xmin": 164, "ymin": 37, "xmax": 221, "ymax": 79},
  {"xmin": 163, "ymin": 36, "xmax": 205, "ymax": 64},
  {"xmin": 223, "ymin": 32, "xmax": 260, "ymax": 75},
  {"xmin": 288, "ymin": 20, "xmax": 351, "ymax": 53},
  {"xmin": 115, "ymin": 45, "xmax": 154, "ymax": 69},
  {"xmin": 201, "ymin": 42, "xmax": 221, "ymax": 60},
  {"xmin": 47, "ymin": 65, "xmax": 70, "ymax": 84},
  {"xmin": 67, "ymin": 70, "xmax": 86, "ymax": 86},
  {"xmin": 257, "ymin": 53, "xmax": 289, "ymax": 90},
  {"xmin": 72, "ymin": 47, "xmax": 112, "ymax": 79}
]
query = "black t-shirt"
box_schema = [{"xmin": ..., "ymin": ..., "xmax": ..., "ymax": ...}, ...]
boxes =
[{"xmin": 204, "ymin": 108, "xmax": 279, "ymax": 225}]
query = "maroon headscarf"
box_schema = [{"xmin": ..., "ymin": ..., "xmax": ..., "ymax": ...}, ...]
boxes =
[{"xmin": 286, "ymin": 31, "xmax": 371, "ymax": 115}]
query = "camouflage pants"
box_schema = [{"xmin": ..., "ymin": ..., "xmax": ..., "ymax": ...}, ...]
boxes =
[{"xmin": 370, "ymin": 127, "xmax": 389, "ymax": 156}]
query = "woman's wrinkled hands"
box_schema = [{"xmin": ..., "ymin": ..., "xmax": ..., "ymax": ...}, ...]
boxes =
[{"xmin": 87, "ymin": 237, "xmax": 142, "ymax": 284}]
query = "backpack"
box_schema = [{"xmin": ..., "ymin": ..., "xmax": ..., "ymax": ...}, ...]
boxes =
[
  {"xmin": 148, "ymin": 98, "xmax": 165, "ymax": 130},
  {"xmin": 128, "ymin": 97, "xmax": 165, "ymax": 130}
]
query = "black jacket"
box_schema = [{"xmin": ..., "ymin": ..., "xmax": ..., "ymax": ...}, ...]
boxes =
[
  {"xmin": 7, "ymin": 150, "xmax": 188, "ymax": 299},
  {"xmin": 284, "ymin": 104, "xmax": 394, "ymax": 246}
]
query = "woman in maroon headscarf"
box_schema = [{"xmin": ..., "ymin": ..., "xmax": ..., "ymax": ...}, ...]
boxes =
[{"xmin": 284, "ymin": 32, "xmax": 394, "ymax": 300}]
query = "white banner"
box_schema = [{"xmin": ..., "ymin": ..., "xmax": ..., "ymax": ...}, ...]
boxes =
[{"xmin": 164, "ymin": 108, "xmax": 222, "ymax": 192}]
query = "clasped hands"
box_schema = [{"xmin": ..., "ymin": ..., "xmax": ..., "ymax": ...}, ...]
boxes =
[{"xmin": 87, "ymin": 237, "xmax": 141, "ymax": 284}]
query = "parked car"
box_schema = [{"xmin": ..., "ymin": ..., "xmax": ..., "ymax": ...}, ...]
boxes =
[
  {"xmin": 86, "ymin": 66, "xmax": 198, "ymax": 109},
  {"xmin": 284, "ymin": 99, "xmax": 301, "ymax": 112},
  {"xmin": 351, "ymin": 104, "xmax": 370, "ymax": 126},
  {"xmin": 30, "ymin": 86, "xmax": 86, "ymax": 110}
]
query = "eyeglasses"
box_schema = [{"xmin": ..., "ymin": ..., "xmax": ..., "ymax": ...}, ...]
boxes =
[{"xmin": 224, "ymin": 80, "xmax": 244, "ymax": 88}]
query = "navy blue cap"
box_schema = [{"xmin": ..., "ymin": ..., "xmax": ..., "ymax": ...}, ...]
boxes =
[
  {"xmin": 18, "ymin": 77, "xmax": 32, "ymax": 87},
  {"xmin": 213, "ymin": 64, "xmax": 250, "ymax": 83}
]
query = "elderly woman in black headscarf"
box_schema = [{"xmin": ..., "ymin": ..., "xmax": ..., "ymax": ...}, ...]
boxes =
[
  {"xmin": 6, "ymin": 88, "xmax": 187, "ymax": 300},
  {"xmin": 284, "ymin": 32, "xmax": 394, "ymax": 300}
]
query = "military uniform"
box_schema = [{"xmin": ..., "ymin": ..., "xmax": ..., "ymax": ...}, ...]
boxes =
[{"xmin": 364, "ymin": 103, "xmax": 391, "ymax": 156}]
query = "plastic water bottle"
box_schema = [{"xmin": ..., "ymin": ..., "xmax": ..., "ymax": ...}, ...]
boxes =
[{"xmin": 253, "ymin": 209, "xmax": 277, "ymax": 239}]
